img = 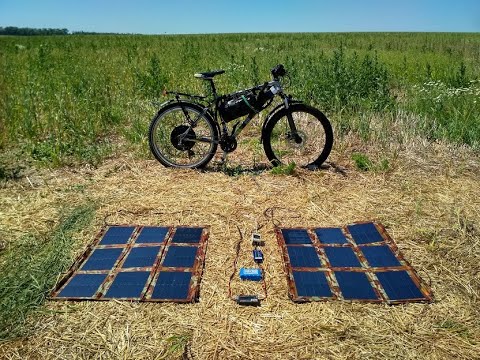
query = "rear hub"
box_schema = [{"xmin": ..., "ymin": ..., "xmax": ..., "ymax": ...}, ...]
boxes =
[{"xmin": 171, "ymin": 125, "xmax": 196, "ymax": 151}]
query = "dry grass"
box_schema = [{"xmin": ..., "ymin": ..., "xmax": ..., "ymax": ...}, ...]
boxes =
[{"xmin": 0, "ymin": 138, "xmax": 479, "ymax": 359}]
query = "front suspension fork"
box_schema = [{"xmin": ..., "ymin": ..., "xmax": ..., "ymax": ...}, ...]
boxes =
[{"xmin": 283, "ymin": 96, "xmax": 302, "ymax": 144}]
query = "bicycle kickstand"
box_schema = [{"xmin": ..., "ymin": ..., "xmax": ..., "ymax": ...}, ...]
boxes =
[{"xmin": 219, "ymin": 150, "xmax": 229, "ymax": 166}]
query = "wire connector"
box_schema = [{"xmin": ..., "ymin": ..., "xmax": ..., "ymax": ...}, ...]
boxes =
[
  {"xmin": 236, "ymin": 295, "xmax": 261, "ymax": 306},
  {"xmin": 251, "ymin": 233, "xmax": 264, "ymax": 246},
  {"xmin": 253, "ymin": 249, "xmax": 264, "ymax": 263}
]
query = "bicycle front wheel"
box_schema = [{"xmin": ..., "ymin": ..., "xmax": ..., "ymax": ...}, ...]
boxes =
[
  {"xmin": 149, "ymin": 102, "xmax": 218, "ymax": 168},
  {"xmin": 262, "ymin": 103, "xmax": 333, "ymax": 169}
]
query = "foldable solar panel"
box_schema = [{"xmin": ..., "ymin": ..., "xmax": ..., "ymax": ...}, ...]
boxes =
[
  {"xmin": 51, "ymin": 225, "xmax": 209, "ymax": 303},
  {"xmin": 276, "ymin": 221, "xmax": 433, "ymax": 304}
]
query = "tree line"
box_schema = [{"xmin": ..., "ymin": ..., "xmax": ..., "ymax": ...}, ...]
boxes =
[
  {"xmin": 0, "ymin": 26, "xmax": 125, "ymax": 36},
  {"xmin": 0, "ymin": 26, "xmax": 69, "ymax": 35}
]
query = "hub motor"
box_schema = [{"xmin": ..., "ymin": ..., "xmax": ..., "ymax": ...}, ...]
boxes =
[{"xmin": 170, "ymin": 125, "xmax": 196, "ymax": 151}]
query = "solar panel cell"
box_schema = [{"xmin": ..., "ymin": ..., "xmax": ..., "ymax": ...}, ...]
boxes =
[
  {"xmin": 347, "ymin": 222, "xmax": 384, "ymax": 244},
  {"xmin": 281, "ymin": 229, "xmax": 312, "ymax": 244},
  {"xmin": 163, "ymin": 246, "xmax": 198, "ymax": 267},
  {"xmin": 136, "ymin": 227, "xmax": 168, "ymax": 244},
  {"xmin": 99, "ymin": 226, "xmax": 135, "ymax": 245},
  {"xmin": 81, "ymin": 248, "xmax": 124, "ymax": 270},
  {"xmin": 361, "ymin": 245, "xmax": 401, "ymax": 267},
  {"xmin": 323, "ymin": 247, "xmax": 362, "ymax": 267},
  {"xmin": 151, "ymin": 271, "xmax": 192, "ymax": 299},
  {"xmin": 104, "ymin": 271, "xmax": 151, "ymax": 298},
  {"xmin": 334, "ymin": 271, "xmax": 378, "ymax": 300},
  {"xmin": 172, "ymin": 227, "xmax": 203, "ymax": 243},
  {"xmin": 122, "ymin": 246, "xmax": 161, "ymax": 268},
  {"xmin": 292, "ymin": 271, "xmax": 332, "ymax": 297},
  {"xmin": 287, "ymin": 246, "xmax": 321, "ymax": 268},
  {"xmin": 314, "ymin": 228, "xmax": 348, "ymax": 244},
  {"xmin": 376, "ymin": 271, "xmax": 425, "ymax": 300},
  {"xmin": 57, "ymin": 273, "xmax": 107, "ymax": 298}
]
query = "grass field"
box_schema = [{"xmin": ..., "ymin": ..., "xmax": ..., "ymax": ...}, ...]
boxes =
[
  {"xmin": 0, "ymin": 33, "xmax": 479, "ymax": 359},
  {"xmin": 0, "ymin": 33, "xmax": 479, "ymax": 167}
]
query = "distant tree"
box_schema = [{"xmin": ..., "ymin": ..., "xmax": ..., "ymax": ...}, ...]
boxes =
[{"xmin": 0, "ymin": 26, "xmax": 69, "ymax": 35}]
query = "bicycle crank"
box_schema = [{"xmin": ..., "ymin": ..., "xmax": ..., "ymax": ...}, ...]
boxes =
[{"xmin": 220, "ymin": 136, "xmax": 237, "ymax": 153}]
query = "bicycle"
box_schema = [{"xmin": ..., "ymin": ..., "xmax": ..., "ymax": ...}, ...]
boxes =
[{"xmin": 148, "ymin": 64, "xmax": 333, "ymax": 169}]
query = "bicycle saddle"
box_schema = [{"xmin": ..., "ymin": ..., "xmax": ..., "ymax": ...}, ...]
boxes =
[{"xmin": 194, "ymin": 69, "xmax": 225, "ymax": 80}]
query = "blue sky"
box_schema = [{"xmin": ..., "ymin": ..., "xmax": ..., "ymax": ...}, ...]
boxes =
[{"xmin": 0, "ymin": 0, "xmax": 479, "ymax": 33}]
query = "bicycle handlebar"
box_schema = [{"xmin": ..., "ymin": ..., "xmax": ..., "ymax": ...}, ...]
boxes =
[{"xmin": 271, "ymin": 64, "xmax": 286, "ymax": 80}]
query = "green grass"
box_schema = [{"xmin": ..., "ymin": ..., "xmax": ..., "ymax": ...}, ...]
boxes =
[
  {"xmin": 352, "ymin": 152, "xmax": 391, "ymax": 172},
  {"xmin": 0, "ymin": 33, "xmax": 479, "ymax": 165},
  {"xmin": 271, "ymin": 161, "xmax": 296, "ymax": 175},
  {"xmin": 0, "ymin": 204, "xmax": 95, "ymax": 340}
]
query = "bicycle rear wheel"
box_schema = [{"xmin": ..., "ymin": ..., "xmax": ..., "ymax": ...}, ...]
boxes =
[
  {"xmin": 149, "ymin": 102, "xmax": 218, "ymax": 168},
  {"xmin": 262, "ymin": 103, "xmax": 333, "ymax": 169}
]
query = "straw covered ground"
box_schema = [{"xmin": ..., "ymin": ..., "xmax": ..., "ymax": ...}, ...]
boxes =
[{"xmin": 0, "ymin": 138, "xmax": 479, "ymax": 359}]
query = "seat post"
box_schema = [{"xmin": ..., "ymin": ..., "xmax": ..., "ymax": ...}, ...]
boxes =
[{"xmin": 208, "ymin": 79, "xmax": 217, "ymax": 97}]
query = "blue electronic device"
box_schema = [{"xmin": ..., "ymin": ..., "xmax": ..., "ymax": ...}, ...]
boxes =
[{"xmin": 239, "ymin": 268, "xmax": 262, "ymax": 281}]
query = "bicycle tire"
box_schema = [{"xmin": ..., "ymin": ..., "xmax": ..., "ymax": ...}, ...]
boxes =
[
  {"xmin": 262, "ymin": 103, "xmax": 333, "ymax": 169},
  {"xmin": 148, "ymin": 102, "xmax": 218, "ymax": 169}
]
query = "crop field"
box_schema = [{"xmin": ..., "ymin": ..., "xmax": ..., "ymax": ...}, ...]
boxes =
[{"xmin": 0, "ymin": 33, "xmax": 479, "ymax": 359}]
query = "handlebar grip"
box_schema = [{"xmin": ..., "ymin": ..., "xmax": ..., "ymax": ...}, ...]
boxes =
[{"xmin": 271, "ymin": 64, "xmax": 286, "ymax": 79}]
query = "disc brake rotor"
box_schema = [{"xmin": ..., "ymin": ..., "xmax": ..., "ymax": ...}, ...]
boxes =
[{"xmin": 171, "ymin": 125, "xmax": 196, "ymax": 151}]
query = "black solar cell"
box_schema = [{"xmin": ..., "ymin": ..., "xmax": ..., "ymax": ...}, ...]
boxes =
[
  {"xmin": 287, "ymin": 246, "xmax": 321, "ymax": 267},
  {"xmin": 314, "ymin": 227, "xmax": 348, "ymax": 244},
  {"xmin": 104, "ymin": 271, "xmax": 151, "ymax": 298},
  {"xmin": 323, "ymin": 247, "xmax": 362, "ymax": 268},
  {"xmin": 151, "ymin": 271, "xmax": 192, "ymax": 300},
  {"xmin": 57, "ymin": 273, "xmax": 107, "ymax": 298},
  {"xmin": 136, "ymin": 227, "xmax": 168, "ymax": 244},
  {"xmin": 334, "ymin": 271, "xmax": 378, "ymax": 300},
  {"xmin": 172, "ymin": 227, "xmax": 203, "ymax": 243},
  {"xmin": 361, "ymin": 245, "xmax": 401, "ymax": 267},
  {"xmin": 292, "ymin": 271, "xmax": 332, "ymax": 297},
  {"xmin": 81, "ymin": 248, "xmax": 124, "ymax": 271},
  {"xmin": 163, "ymin": 246, "xmax": 198, "ymax": 267},
  {"xmin": 281, "ymin": 229, "xmax": 312, "ymax": 244},
  {"xmin": 99, "ymin": 226, "xmax": 135, "ymax": 245},
  {"xmin": 347, "ymin": 222, "xmax": 384, "ymax": 244},
  {"xmin": 277, "ymin": 223, "xmax": 432, "ymax": 303},
  {"xmin": 122, "ymin": 246, "xmax": 161, "ymax": 268},
  {"xmin": 376, "ymin": 271, "xmax": 425, "ymax": 301}
]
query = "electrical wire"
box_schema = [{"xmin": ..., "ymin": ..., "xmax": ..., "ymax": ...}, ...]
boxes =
[
  {"xmin": 228, "ymin": 225, "xmax": 243, "ymax": 300},
  {"xmin": 228, "ymin": 225, "xmax": 268, "ymax": 302}
]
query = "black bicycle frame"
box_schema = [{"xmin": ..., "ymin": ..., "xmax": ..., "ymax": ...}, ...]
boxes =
[{"xmin": 164, "ymin": 79, "xmax": 296, "ymax": 145}]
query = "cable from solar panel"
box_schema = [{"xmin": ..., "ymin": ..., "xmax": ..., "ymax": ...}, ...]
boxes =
[{"xmin": 228, "ymin": 225, "xmax": 267, "ymax": 303}]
